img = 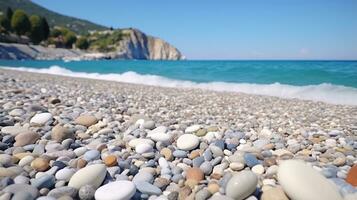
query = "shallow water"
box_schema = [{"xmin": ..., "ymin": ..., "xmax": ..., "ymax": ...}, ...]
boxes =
[{"xmin": 1, "ymin": 60, "xmax": 357, "ymax": 105}]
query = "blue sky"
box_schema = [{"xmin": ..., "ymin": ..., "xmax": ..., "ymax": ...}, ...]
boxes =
[{"xmin": 33, "ymin": 0, "xmax": 357, "ymax": 60}]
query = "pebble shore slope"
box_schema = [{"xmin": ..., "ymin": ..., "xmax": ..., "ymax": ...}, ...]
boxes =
[{"xmin": 0, "ymin": 68, "xmax": 356, "ymax": 200}]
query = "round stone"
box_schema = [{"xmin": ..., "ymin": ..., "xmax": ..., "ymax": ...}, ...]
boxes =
[
  {"xmin": 195, "ymin": 129, "xmax": 207, "ymax": 137},
  {"xmin": 132, "ymin": 171, "xmax": 154, "ymax": 184},
  {"xmin": 185, "ymin": 125, "xmax": 201, "ymax": 133},
  {"xmin": 14, "ymin": 131, "xmax": 40, "ymax": 147},
  {"xmin": 244, "ymin": 153, "xmax": 260, "ymax": 167},
  {"xmin": 31, "ymin": 158, "xmax": 50, "ymax": 172},
  {"xmin": 83, "ymin": 150, "xmax": 100, "ymax": 161},
  {"xmin": 252, "ymin": 165, "xmax": 265, "ymax": 175},
  {"xmin": 30, "ymin": 113, "xmax": 52, "ymax": 125},
  {"xmin": 200, "ymin": 161, "xmax": 213, "ymax": 175},
  {"xmin": 136, "ymin": 143, "xmax": 154, "ymax": 154},
  {"xmin": 9, "ymin": 109, "xmax": 25, "ymax": 116},
  {"xmin": 177, "ymin": 134, "xmax": 199, "ymax": 151},
  {"xmin": 207, "ymin": 182, "xmax": 220, "ymax": 194},
  {"xmin": 47, "ymin": 186, "xmax": 77, "ymax": 198},
  {"xmin": 128, "ymin": 138, "xmax": 154, "ymax": 148},
  {"xmin": 148, "ymin": 126, "xmax": 167, "ymax": 135},
  {"xmin": 3, "ymin": 184, "xmax": 38, "ymax": 198},
  {"xmin": 75, "ymin": 115, "xmax": 98, "ymax": 127},
  {"xmin": 143, "ymin": 120, "xmax": 155, "ymax": 129},
  {"xmin": 0, "ymin": 154, "xmax": 13, "ymax": 167},
  {"xmin": 333, "ymin": 157, "xmax": 346, "ymax": 166},
  {"xmin": 230, "ymin": 162, "xmax": 245, "ymax": 171},
  {"xmin": 261, "ymin": 187, "xmax": 289, "ymax": 200},
  {"xmin": 68, "ymin": 164, "xmax": 107, "ymax": 189},
  {"xmin": 77, "ymin": 159, "xmax": 87, "ymax": 168},
  {"xmin": 95, "ymin": 181, "xmax": 136, "ymax": 200},
  {"xmin": 51, "ymin": 125, "xmax": 74, "ymax": 142},
  {"xmin": 31, "ymin": 174, "xmax": 55, "ymax": 189},
  {"xmin": 226, "ymin": 170, "xmax": 258, "ymax": 200},
  {"xmin": 148, "ymin": 132, "xmax": 172, "ymax": 142},
  {"xmin": 1, "ymin": 126, "xmax": 29, "ymax": 136},
  {"xmin": 160, "ymin": 148, "xmax": 173, "ymax": 160},
  {"xmin": 55, "ymin": 168, "xmax": 75, "ymax": 181},
  {"xmin": 74, "ymin": 147, "xmax": 88, "ymax": 157},
  {"xmin": 186, "ymin": 167, "xmax": 204, "ymax": 182},
  {"xmin": 277, "ymin": 160, "xmax": 343, "ymax": 200},
  {"xmin": 135, "ymin": 181, "xmax": 162, "ymax": 195},
  {"xmin": 104, "ymin": 155, "xmax": 117, "ymax": 167},
  {"xmin": 346, "ymin": 165, "xmax": 357, "ymax": 187},
  {"xmin": 79, "ymin": 184, "xmax": 96, "ymax": 200}
]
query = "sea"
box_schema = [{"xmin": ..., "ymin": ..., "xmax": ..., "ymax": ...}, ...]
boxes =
[{"xmin": 1, "ymin": 60, "xmax": 357, "ymax": 106}]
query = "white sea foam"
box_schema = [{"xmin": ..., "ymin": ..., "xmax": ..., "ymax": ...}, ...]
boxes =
[{"xmin": 3, "ymin": 65, "xmax": 357, "ymax": 106}]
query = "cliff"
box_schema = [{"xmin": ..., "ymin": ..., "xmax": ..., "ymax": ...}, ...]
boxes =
[{"xmin": 116, "ymin": 29, "xmax": 183, "ymax": 60}]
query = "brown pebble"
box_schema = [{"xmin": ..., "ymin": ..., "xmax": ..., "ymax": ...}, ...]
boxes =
[
  {"xmin": 160, "ymin": 148, "xmax": 173, "ymax": 161},
  {"xmin": 74, "ymin": 115, "xmax": 98, "ymax": 127},
  {"xmin": 77, "ymin": 158, "xmax": 87, "ymax": 168},
  {"xmin": 97, "ymin": 144, "xmax": 107, "ymax": 152},
  {"xmin": 104, "ymin": 155, "xmax": 117, "ymax": 167},
  {"xmin": 261, "ymin": 187, "xmax": 289, "ymax": 200},
  {"xmin": 346, "ymin": 165, "xmax": 357, "ymax": 186},
  {"xmin": 188, "ymin": 150, "xmax": 201, "ymax": 159},
  {"xmin": 186, "ymin": 167, "xmax": 204, "ymax": 182},
  {"xmin": 14, "ymin": 131, "xmax": 40, "ymax": 147},
  {"xmin": 207, "ymin": 182, "xmax": 220, "ymax": 194},
  {"xmin": 51, "ymin": 124, "xmax": 74, "ymax": 142},
  {"xmin": 31, "ymin": 158, "xmax": 50, "ymax": 172}
]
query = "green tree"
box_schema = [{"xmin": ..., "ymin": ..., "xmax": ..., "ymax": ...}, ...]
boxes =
[
  {"xmin": 40, "ymin": 17, "xmax": 50, "ymax": 39},
  {"xmin": 29, "ymin": 15, "xmax": 44, "ymax": 44},
  {"xmin": 0, "ymin": 15, "xmax": 11, "ymax": 33},
  {"xmin": 11, "ymin": 9, "xmax": 31, "ymax": 35},
  {"xmin": 6, "ymin": 7, "xmax": 13, "ymax": 21},
  {"xmin": 64, "ymin": 31, "xmax": 77, "ymax": 48},
  {"xmin": 75, "ymin": 36, "xmax": 89, "ymax": 49},
  {"xmin": 50, "ymin": 28, "xmax": 62, "ymax": 37}
]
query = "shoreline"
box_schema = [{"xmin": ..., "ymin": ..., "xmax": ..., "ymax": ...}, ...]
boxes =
[
  {"xmin": 0, "ymin": 67, "xmax": 357, "ymax": 199},
  {"xmin": 2, "ymin": 66, "xmax": 357, "ymax": 106},
  {"xmin": 1, "ymin": 67, "xmax": 356, "ymax": 133}
]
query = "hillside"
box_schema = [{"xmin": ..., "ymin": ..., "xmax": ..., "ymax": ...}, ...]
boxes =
[{"xmin": 0, "ymin": 0, "xmax": 107, "ymax": 34}]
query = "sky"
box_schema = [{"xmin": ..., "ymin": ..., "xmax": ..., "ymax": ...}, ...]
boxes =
[{"xmin": 33, "ymin": 0, "xmax": 357, "ymax": 60}]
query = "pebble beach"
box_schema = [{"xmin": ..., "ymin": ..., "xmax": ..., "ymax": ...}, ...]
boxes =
[{"xmin": 0, "ymin": 68, "xmax": 357, "ymax": 200}]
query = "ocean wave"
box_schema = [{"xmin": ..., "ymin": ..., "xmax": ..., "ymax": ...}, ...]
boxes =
[{"xmin": 3, "ymin": 65, "xmax": 357, "ymax": 106}]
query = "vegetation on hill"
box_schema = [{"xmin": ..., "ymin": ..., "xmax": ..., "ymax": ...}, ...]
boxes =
[
  {"xmin": 0, "ymin": 6, "xmax": 126, "ymax": 51},
  {"xmin": 87, "ymin": 30, "xmax": 127, "ymax": 52},
  {"xmin": 0, "ymin": 0, "xmax": 106, "ymax": 34},
  {"xmin": 11, "ymin": 9, "xmax": 31, "ymax": 35},
  {"xmin": 1, "ymin": 7, "xmax": 50, "ymax": 45}
]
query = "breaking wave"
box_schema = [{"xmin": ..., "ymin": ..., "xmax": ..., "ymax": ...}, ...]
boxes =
[{"xmin": 3, "ymin": 65, "xmax": 357, "ymax": 106}]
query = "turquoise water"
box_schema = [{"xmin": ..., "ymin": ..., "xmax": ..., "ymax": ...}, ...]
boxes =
[
  {"xmin": 1, "ymin": 60, "xmax": 357, "ymax": 87},
  {"xmin": 1, "ymin": 60, "xmax": 357, "ymax": 105}
]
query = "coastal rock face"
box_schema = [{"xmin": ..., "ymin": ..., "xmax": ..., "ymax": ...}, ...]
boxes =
[{"xmin": 116, "ymin": 29, "xmax": 183, "ymax": 60}]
